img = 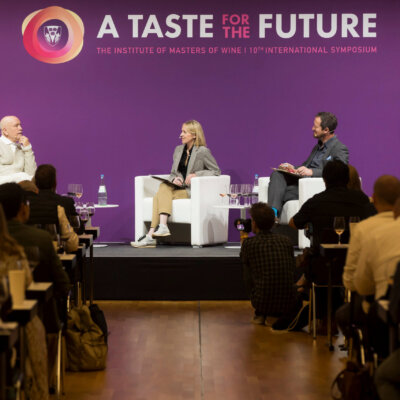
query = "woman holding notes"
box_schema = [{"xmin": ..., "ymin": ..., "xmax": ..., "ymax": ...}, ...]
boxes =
[{"xmin": 131, "ymin": 120, "xmax": 220, "ymax": 248}]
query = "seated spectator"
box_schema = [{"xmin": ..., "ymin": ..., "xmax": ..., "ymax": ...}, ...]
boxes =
[
  {"xmin": 288, "ymin": 161, "xmax": 375, "ymax": 324},
  {"xmin": 289, "ymin": 160, "xmax": 374, "ymax": 254},
  {"xmin": 347, "ymin": 164, "xmax": 376, "ymax": 213},
  {"xmin": 336, "ymin": 175, "xmax": 400, "ymax": 337},
  {"xmin": 27, "ymin": 164, "xmax": 78, "ymax": 252},
  {"xmin": 0, "ymin": 183, "xmax": 70, "ymax": 329},
  {"xmin": 343, "ymin": 175, "xmax": 400, "ymax": 292},
  {"xmin": 240, "ymin": 202, "xmax": 298, "ymax": 325},
  {"xmin": 354, "ymin": 199, "xmax": 400, "ymax": 300},
  {"xmin": 0, "ymin": 203, "xmax": 48, "ymax": 400}
]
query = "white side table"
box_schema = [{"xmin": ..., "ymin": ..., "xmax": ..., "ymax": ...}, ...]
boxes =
[
  {"xmin": 213, "ymin": 204, "xmax": 251, "ymax": 248},
  {"xmin": 92, "ymin": 204, "xmax": 120, "ymax": 247}
]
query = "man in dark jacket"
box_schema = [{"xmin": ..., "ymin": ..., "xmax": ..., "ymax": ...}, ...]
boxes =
[
  {"xmin": 28, "ymin": 163, "xmax": 77, "ymax": 226},
  {"xmin": 240, "ymin": 202, "xmax": 298, "ymax": 325},
  {"xmin": 268, "ymin": 112, "xmax": 349, "ymax": 217},
  {"xmin": 0, "ymin": 182, "xmax": 70, "ymax": 331}
]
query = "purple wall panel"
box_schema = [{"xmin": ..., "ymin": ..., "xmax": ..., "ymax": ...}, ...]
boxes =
[{"xmin": 0, "ymin": 0, "xmax": 399, "ymax": 241}]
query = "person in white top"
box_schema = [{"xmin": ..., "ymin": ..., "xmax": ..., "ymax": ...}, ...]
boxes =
[
  {"xmin": 343, "ymin": 175, "xmax": 400, "ymax": 291},
  {"xmin": 336, "ymin": 175, "xmax": 400, "ymax": 337},
  {"xmin": 354, "ymin": 212, "xmax": 400, "ymax": 300},
  {"xmin": 0, "ymin": 116, "xmax": 37, "ymax": 183}
]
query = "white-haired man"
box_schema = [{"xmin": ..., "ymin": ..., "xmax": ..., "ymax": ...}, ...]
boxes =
[{"xmin": 0, "ymin": 115, "xmax": 37, "ymax": 183}]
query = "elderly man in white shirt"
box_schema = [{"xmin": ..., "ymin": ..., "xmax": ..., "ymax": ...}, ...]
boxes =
[
  {"xmin": 0, "ymin": 115, "xmax": 37, "ymax": 183},
  {"xmin": 343, "ymin": 175, "xmax": 400, "ymax": 291}
]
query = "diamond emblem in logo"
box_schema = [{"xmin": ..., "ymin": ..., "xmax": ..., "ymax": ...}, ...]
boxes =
[{"xmin": 44, "ymin": 25, "xmax": 62, "ymax": 46}]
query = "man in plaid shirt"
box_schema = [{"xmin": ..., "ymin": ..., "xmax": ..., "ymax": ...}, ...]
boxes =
[{"xmin": 240, "ymin": 203, "xmax": 298, "ymax": 325}]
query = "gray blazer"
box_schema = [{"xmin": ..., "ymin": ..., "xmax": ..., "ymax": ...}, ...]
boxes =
[
  {"xmin": 0, "ymin": 138, "xmax": 37, "ymax": 177},
  {"xmin": 168, "ymin": 145, "xmax": 221, "ymax": 196},
  {"xmin": 299, "ymin": 136, "xmax": 349, "ymax": 177}
]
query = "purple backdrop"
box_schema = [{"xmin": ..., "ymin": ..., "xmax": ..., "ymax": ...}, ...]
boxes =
[{"xmin": 1, "ymin": 0, "xmax": 399, "ymax": 241}]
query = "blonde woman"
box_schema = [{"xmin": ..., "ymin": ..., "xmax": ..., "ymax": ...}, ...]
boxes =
[{"xmin": 131, "ymin": 120, "xmax": 220, "ymax": 248}]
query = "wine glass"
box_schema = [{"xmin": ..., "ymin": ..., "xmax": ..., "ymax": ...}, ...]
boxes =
[
  {"xmin": 219, "ymin": 184, "xmax": 229, "ymax": 205},
  {"xmin": 333, "ymin": 217, "xmax": 345, "ymax": 244},
  {"xmin": 75, "ymin": 184, "xmax": 83, "ymax": 200},
  {"xmin": 86, "ymin": 202, "xmax": 95, "ymax": 227},
  {"xmin": 242, "ymin": 184, "xmax": 251, "ymax": 207},
  {"xmin": 230, "ymin": 184, "xmax": 239, "ymax": 206},
  {"xmin": 67, "ymin": 184, "xmax": 77, "ymax": 198},
  {"xmin": 80, "ymin": 208, "xmax": 89, "ymax": 228}
]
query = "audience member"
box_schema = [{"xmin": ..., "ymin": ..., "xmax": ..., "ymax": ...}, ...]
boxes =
[
  {"xmin": 240, "ymin": 202, "xmax": 298, "ymax": 325},
  {"xmin": 0, "ymin": 204, "xmax": 32, "ymax": 284},
  {"xmin": 26, "ymin": 164, "xmax": 78, "ymax": 252},
  {"xmin": 0, "ymin": 183, "xmax": 70, "ymax": 331},
  {"xmin": 336, "ymin": 175, "xmax": 400, "ymax": 337},
  {"xmin": 353, "ymin": 198, "xmax": 400, "ymax": 300},
  {"xmin": 343, "ymin": 175, "xmax": 400, "ymax": 292},
  {"xmin": 268, "ymin": 112, "xmax": 348, "ymax": 218},
  {"xmin": 0, "ymin": 204, "xmax": 48, "ymax": 400},
  {"xmin": 289, "ymin": 160, "xmax": 373, "ymax": 252},
  {"xmin": 0, "ymin": 116, "xmax": 37, "ymax": 183}
]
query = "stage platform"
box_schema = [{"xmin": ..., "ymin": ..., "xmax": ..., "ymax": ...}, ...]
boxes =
[{"xmin": 91, "ymin": 243, "xmax": 247, "ymax": 301}]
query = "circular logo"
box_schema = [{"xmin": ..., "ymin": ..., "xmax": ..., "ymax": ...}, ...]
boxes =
[{"xmin": 22, "ymin": 6, "xmax": 84, "ymax": 64}]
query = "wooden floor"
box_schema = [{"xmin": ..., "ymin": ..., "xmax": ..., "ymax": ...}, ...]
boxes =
[{"xmin": 63, "ymin": 301, "xmax": 345, "ymax": 400}]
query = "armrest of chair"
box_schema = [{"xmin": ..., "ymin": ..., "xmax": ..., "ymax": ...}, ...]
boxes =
[
  {"xmin": 258, "ymin": 177, "xmax": 270, "ymax": 203},
  {"xmin": 298, "ymin": 178, "xmax": 326, "ymax": 207},
  {"xmin": 190, "ymin": 175, "xmax": 230, "ymax": 211},
  {"xmin": 190, "ymin": 175, "xmax": 231, "ymax": 245}
]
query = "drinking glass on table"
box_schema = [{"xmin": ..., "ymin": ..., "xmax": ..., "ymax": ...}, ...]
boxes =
[
  {"xmin": 333, "ymin": 216, "xmax": 345, "ymax": 244},
  {"xmin": 230, "ymin": 184, "xmax": 240, "ymax": 206},
  {"xmin": 80, "ymin": 208, "xmax": 89, "ymax": 227},
  {"xmin": 219, "ymin": 184, "xmax": 229, "ymax": 205},
  {"xmin": 67, "ymin": 184, "xmax": 77, "ymax": 198},
  {"xmin": 75, "ymin": 184, "xmax": 83, "ymax": 199},
  {"xmin": 242, "ymin": 184, "xmax": 252, "ymax": 207}
]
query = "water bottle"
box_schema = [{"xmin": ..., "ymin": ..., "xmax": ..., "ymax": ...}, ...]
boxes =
[
  {"xmin": 98, "ymin": 174, "xmax": 107, "ymax": 205},
  {"xmin": 252, "ymin": 174, "xmax": 259, "ymax": 204}
]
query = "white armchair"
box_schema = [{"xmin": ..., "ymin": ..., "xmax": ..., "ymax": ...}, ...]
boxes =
[
  {"xmin": 135, "ymin": 175, "xmax": 231, "ymax": 246},
  {"xmin": 259, "ymin": 177, "xmax": 326, "ymax": 248}
]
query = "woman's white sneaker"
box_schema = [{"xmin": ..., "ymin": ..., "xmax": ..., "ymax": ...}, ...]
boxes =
[
  {"xmin": 130, "ymin": 235, "xmax": 156, "ymax": 248},
  {"xmin": 152, "ymin": 224, "xmax": 171, "ymax": 237}
]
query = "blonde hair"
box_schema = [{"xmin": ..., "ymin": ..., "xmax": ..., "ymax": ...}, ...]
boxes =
[
  {"xmin": 0, "ymin": 204, "xmax": 26, "ymax": 262},
  {"xmin": 183, "ymin": 120, "xmax": 207, "ymax": 147}
]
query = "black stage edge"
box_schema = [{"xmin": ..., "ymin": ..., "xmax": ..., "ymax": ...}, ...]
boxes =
[{"xmin": 90, "ymin": 243, "xmax": 248, "ymax": 300}]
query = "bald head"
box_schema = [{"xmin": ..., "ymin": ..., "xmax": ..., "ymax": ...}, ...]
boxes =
[
  {"xmin": 373, "ymin": 175, "xmax": 400, "ymax": 212},
  {"xmin": 0, "ymin": 116, "xmax": 22, "ymax": 143}
]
